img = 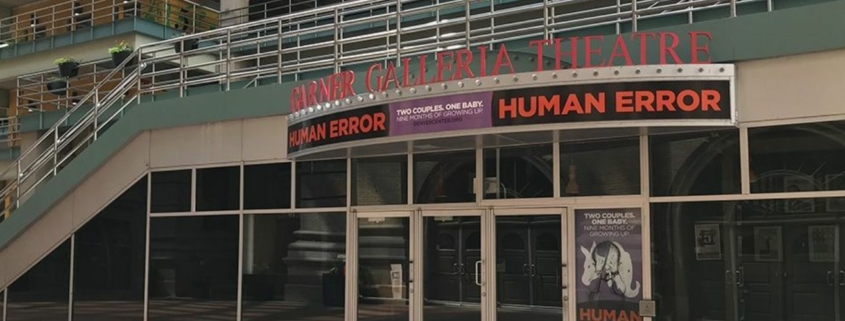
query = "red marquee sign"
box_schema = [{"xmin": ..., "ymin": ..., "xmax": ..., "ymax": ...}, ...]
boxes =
[{"xmin": 289, "ymin": 31, "xmax": 713, "ymax": 113}]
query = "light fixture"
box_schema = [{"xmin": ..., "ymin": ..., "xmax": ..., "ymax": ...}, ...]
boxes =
[
  {"xmin": 564, "ymin": 160, "xmax": 579, "ymax": 195},
  {"xmin": 0, "ymin": 43, "xmax": 8, "ymax": 49}
]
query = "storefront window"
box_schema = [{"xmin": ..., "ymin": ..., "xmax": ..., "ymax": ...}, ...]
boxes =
[
  {"xmin": 196, "ymin": 166, "xmax": 240, "ymax": 211},
  {"xmin": 560, "ymin": 137, "xmax": 640, "ymax": 197},
  {"xmin": 353, "ymin": 156, "xmax": 408, "ymax": 205},
  {"xmin": 749, "ymin": 120, "xmax": 845, "ymax": 194},
  {"xmin": 6, "ymin": 240, "xmax": 70, "ymax": 321},
  {"xmin": 483, "ymin": 144, "xmax": 553, "ymax": 199},
  {"xmin": 73, "ymin": 178, "xmax": 147, "ymax": 321},
  {"xmin": 297, "ymin": 160, "xmax": 348, "ymax": 208},
  {"xmin": 652, "ymin": 198, "xmax": 845, "ymax": 321},
  {"xmin": 357, "ymin": 217, "xmax": 410, "ymax": 321},
  {"xmin": 414, "ymin": 150, "xmax": 476, "ymax": 203},
  {"xmin": 148, "ymin": 215, "xmax": 239, "ymax": 321},
  {"xmin": 242, "ymin": 213, "xmax": 347, "ymax": 321},
  {"xmin": 650, "ymin": 130, "xmax": 740, "ymax": 196},
  {"xmin": 244, "ymin": 163, "xmax": 292, "ymax": 210},
  {"xmin": 151, "ymin": 170, "xmax": 192, "ymax": 213}
]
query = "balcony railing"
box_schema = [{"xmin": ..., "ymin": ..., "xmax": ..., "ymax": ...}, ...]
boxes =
[
  {"xmin": 0, "ymin": 0, "xmax": 219, "ymax": 47},
  {"xmin": 1, "ymin": 0, "xmax": 781, "ymax": 223}
]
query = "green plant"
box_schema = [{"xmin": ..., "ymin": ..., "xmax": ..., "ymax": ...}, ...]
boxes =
[
  {"xmin": 54, "ymin": 57, "xmax": 80, "ymax": 65},
  {"xmin": 108, "ymin": 41, "xmax": 132, "ymax": 54}
]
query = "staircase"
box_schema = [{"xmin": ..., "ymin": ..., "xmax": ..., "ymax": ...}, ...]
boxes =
[{"xmin": 0, "ymin": 0, "xmax": 763, "ymax": 232}]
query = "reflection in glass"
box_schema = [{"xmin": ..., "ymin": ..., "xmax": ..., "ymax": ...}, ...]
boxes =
[
  {"xmin": 749, "ymin": 121, "xmax": 845, "ymax": 194},
  {"xmin": 496, "ymin": 216, "xmax": 562, "ymax": 321},
  {"xmin": 244, "ymin": 163, "xmax": 292, "ymax": 209},
  {"xmin": 358, "ymin": 217, "xmax": 410, "ymax": 321},
  {"xmin": 415, "ymin": 151, "xmax": 475, "ymax": 203},
  {"xmin": 151, "ymin": 170, "xmax": 192, "ymax": 213},
  {"xmin": 241, "ymin": 213, "xmax": 347, "ymax": 321},
  {"xmin": 6, "ymin": 240, "xmax": 70, "ymax": 321},
  {"xmin": 73, "ymin": 178, "xmax": 147, "ymax": 321},
  {"xmin": 196, "ymin": 166, "xmax": 240, "ymax": 211},
  {"xmin": 423, "ymin": 216, "xmax": 481, "ymax": 321},
  {"xmin": 560, "ymin": 137, "xmax": 640, "ymax": 196},
  {"xmin": 297, "ymin": 160, "xmax": 347, "ymax": 208},
  {"xmin": 483, "ymin": 144, "xmax": 553, "ymax": 199},
  {"xmin": 650, "ymin": 130, "xmax": 740, "ymax": 196},
  {"xmin": 353, "ymin": 156, "xmax": 408, "ymax": 205},
  {"xmin": 148, "ymin": 216, "xmax": 239, "ymax": 321},
  {"xmin": 652, "ymin": 198, "xmax": 842, "ymax": 321}
]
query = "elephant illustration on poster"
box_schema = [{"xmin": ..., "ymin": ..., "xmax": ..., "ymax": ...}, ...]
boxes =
[{"xmin": 580, "ymin": 240, "xmax": 640, "ymax": 299}]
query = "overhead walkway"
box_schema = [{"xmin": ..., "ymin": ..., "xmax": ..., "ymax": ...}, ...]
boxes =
[{"xmin": 0, "ymin": 0, "xmax": 844, "ymax": 291}]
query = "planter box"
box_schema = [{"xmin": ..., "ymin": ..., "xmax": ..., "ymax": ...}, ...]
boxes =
[
  {"xmin": 58, "ymin": 62, "xmax": 79, "ymax": 78},
  {"xmin": 47, "ymin": 80, "xmax": 68, "ymax": 96},
  {"xmin": 174, "ymin": 39, "xmax": 199, "ymax": 53}
]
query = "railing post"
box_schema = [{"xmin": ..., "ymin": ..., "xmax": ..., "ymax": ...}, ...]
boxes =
[
  {"xmin": 226, "ymin": 28, "xmax": 231, "ymax": 91},
  {"xmin": 730, "ymin": 0, "xmax": 737, "ymax": 17},
  {"xmin": 53, "ymin": 129, "xmax": 58, "ymax": 176},
  {"xmin": 543, "ymin": 0, "xmax": 550, "ymax": 39},
  {"xmin": 277, "ymin": 21, "xmax": 283, "ymax": 84},
  {"xmin": 464, "ymin": 0, "xmax": 470, "ymax": 50},
  {"xmin": 179, "ymin": 39, "xmax": 185, "ymax": 98},
  {"xmin": 333, "ymin": 8, "xmax": 340, "ymax": 73},
  {"xmin": 632, "ymin": 0, "xmax": 638, "ymax": 32},
  {"xmin": 192, "ymin": 4, "xmax": 197, "ymax": 33},
  {"xmin": 396, "ymin": 0, "xmax": 401, "ymax": 66},
  {"xmin": 15, "ymin": 160, "xmax": 21, "ymax": 208}
]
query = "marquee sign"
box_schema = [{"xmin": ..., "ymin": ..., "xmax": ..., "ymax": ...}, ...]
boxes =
[{"xmin": 287, "ymin": 68, "xmax": 734, "ymax": 154}]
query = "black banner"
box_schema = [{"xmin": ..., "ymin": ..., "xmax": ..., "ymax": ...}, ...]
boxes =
[
  {"xmin": 288, "ymin": 105, "xmax": 389, "ymax": 153},
  {"xmin": 492, "ymin": 80, "xmax": 731, "ymax": 127},
  {"xmin": 288, "ymin": 80, "xmax": 732, "ymax": 154}
]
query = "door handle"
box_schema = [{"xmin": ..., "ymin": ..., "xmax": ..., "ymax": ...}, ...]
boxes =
[
  {"xmin": 531, "ymin": 264, "xmax": 537, "ymax": 276},
  {"xmin": 522, "ymin": 263, "xmax": 530, "ymax": 276},
  {"xmin": 453, "ymin": 263, "xmax": 460, "ymax": 274},
  {"xmin": 475, "ymin": 260, "xmax": 483, "ymax": 286},
  {"xmin": 827, "ymin": 271, "xmax": 835, "ymax": 286},
  {"xmin": 736, "ymin": 267, "xmax": 744, "ymax": 287},
  {"xmin": 839, "ymin": 271, "xmax": 844, "ymax": 286}
]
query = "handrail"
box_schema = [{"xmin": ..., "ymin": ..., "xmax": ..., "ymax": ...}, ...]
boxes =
[
  {"xmin": 2, "ymin": 0, "xmax": 772, "ymax": 223},
  {"xmin": 0, "ymin": 0, "xmax": 219, "ymax": 46}
]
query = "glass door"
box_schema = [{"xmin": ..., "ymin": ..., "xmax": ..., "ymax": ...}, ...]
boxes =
[
  {"xmin": 492, "ymin": 207, "xmax": 567, "ymax": 321},
  {"xmin": 420, "ymin": 208, "xmax": 490, "ymax": 321},
  {"xmin": 353, "ymin": 210, "xmax": 415, "ymax": 321}
]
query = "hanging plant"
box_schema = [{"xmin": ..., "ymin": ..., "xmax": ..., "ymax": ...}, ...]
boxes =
[
  {"xmin": 108, "ymin": 40, "xmax": 134, "ymax": 67},
  {"xmin": 46, "ymin": 77, "xmax": 68, "ymax": 96},
  {"xmin": 54, "ymin": 57, "xmax": 80, "ymax": 78}
]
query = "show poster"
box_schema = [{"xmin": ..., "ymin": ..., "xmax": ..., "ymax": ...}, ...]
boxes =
[
  {"xmin": 389, "ymin": 91, "xmax": 492, "ymax": 136},
  {"xmin": 575, "ymin": 208, "xmax": 643, "ymax": 321}
]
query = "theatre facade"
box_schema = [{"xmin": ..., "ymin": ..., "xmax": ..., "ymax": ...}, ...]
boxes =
[{"xmin": 2, "ymin": 8, "xmax": 845, "ymax": 321}]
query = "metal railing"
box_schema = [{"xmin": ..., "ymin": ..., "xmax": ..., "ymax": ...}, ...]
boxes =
[
  {"xmin": 2, "ymin": 0, "xmax": 774, "ymax": 221},
  {"xmin": 0, "ymin": 0, "xmax": 219, "ymax": 47}
]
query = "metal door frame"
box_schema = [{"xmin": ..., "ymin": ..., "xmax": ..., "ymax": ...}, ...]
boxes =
[
  {"xmin": 419, "ymin": 208, "xmax": 490, "ymax": 321},
  {"xmin": 349, "ymin": 209, "xmax": 416, "ymax": 321},
  {"xmin": 491, "ymin": 207, "xmax": 569, "ymax": 321}
]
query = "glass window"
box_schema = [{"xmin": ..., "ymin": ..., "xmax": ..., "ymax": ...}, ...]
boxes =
[
  {"xmin": 414, "ymin": 150, "xmax": 476, "ymax": 203},
  {"xmin": 6, "ymin": 240, "xmax": 70, "ymax": 321},
  {"xmin": 242, "ymin": 213, "xmax": 347, "ymax": 321},
  {"xmin": 151, "ymin": 170, "xmax": 191, "ymax": 213},
  {"xmin": 749, "ymin": 120, "xmax": 845, "ymax": 194},
  {"xmin": 297, "ymin": 160, "xmax": 347, "ymax": 208},
  {"xmin": 650, "ymin": 130, "xmax": 740, "ymax": 196},
  {"xmin": 244, "ymin": 163, "xmax": 292, "ymax": 210},
  {"xmin": 352, "ymin": 156, "xmax": 408, "ymax": 205},
  {"xmin": 483, "ymin": 144, "xmax": 553, "ymax": 199},
  {"xmin": 196, "ymin": 166, "xmax": 240, "ymax": 211},
  {"xmin": 651, "ymin": 197, "xmax": 845, "ymax": 321},
  {"xmin": 560, "ymin": 137, "xmax": 640, "ymax": 196},
  {"xmin": 357, "ymin": 217, "xmax": 410, "ymax": 321},
  {"xmin": 148, "ymin": 215, "xmax": 239, "ymax": 321},
  {"xmin": 73, "ymin": 178, "xmax": 147, "ymax": 321}
]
